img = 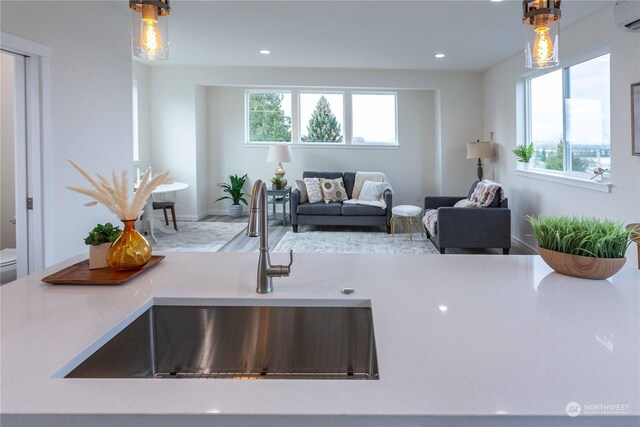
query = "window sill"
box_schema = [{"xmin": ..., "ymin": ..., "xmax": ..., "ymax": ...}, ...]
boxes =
[
  {"xmin": 515, "ymin": 168, "xmax": 612, "ymax": 193},
  {"xmin": 245, "ymin": 143, "xmax": 399, "ymax": 150}
]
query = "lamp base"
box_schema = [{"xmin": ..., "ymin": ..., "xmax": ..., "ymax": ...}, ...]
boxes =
[
  {"xmin": 476, "ymin": 159, "xmax": 484, "ymax": 181},
  {"xmin": 275, "ymin": 162, "xmax": 287, "ymax": 187}
]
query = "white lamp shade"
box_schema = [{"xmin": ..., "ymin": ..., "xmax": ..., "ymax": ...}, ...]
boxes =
[
  {"xmin": 466, "ymin": 142, "xmax": 494, "ymax": 159},
  {"xmin": 267, "ymin": 144, "xmax": 293, "ymax": 163}
]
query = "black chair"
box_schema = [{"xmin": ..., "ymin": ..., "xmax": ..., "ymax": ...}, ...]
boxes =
[
  {"xmin": 152, "ymin": 201, "xmax": 177, "ymax": 231},
  {"xmin": 424, "ymin": 181, "xmax": 511, "ymax": 254}
]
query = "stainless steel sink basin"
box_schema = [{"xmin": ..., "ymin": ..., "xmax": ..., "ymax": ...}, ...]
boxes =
[{"xmin": 66, "ymin": 305, "xmax": 379, "ymax": 380}]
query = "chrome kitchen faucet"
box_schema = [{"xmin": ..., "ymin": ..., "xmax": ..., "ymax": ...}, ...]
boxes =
[{"xmin": 247, "ymin": 179, "xmax": 293, "ymax": 293}]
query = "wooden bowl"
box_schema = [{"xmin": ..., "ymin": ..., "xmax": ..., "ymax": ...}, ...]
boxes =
[{"xmin": 538, "ymin": 247, "xmax": 626, "ymax": 280}]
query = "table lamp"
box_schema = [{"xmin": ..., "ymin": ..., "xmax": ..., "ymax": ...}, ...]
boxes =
[
  {"xmin": 267, "ymin": 144, "xmax": 293, "ymax": 187},
  {"xmin": 466, "ymin": 140, "xmax": 494, "ymax": 181}
]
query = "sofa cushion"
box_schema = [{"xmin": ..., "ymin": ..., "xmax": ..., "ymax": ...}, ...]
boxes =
[
  {"xmin": 295, "ymin": 179, "xmax": 308, "ymax": 203},
  {"xmin": 297, "ymin": 202, "xmax": 343, "ymax": 216},
  {"xmin": 303, "ymin": 171, "xmax": 343, "ymax": 180},
  {"xmin": 343, "ymin": 172, "xmax": 356, "ymax": 199},
  {"xmin": 467, "ymin": 181, "xmax": 500, "ymax": 208},
  {"xmin": 341, "ymin": 204, "xmax": 386, "ymax": 216}
]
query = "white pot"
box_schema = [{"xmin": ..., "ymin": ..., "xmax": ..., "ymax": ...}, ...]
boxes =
[
  {"xmin": 89, "ymin": 242, "xmax": 111, "ymax": 269},
  {"xmin": 229, "ymin": 204, "xmax": 243, "ymax": 218},
  {"xmin": 521, "ymin": 161, "xmax": 532, "ymax": 170}
]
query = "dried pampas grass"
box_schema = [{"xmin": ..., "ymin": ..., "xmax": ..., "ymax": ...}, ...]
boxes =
[{"xmin": 67, "ymin": 160, "xmax": 171, "ymax": 220}]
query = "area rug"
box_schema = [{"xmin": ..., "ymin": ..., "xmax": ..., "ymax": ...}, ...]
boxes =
[
  {"xmin": 273, "ymin": 231, "xmax": 439, "ymax": 255},
  {"xmin": 152, "ymin": 222, "xmax": 247, "ymax": 252}
]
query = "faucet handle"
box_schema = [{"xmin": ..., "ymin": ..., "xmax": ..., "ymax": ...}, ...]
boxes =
[{"xmin": 266, "ymin": 250, "xmax": 293, "ymax": 278}]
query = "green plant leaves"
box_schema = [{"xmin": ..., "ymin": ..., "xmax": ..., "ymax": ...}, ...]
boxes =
[
  {"xmin": 526, "ymin": 215, "xmax": 632, "ymax": 259},
  {"xmin": 216, "ymin": 174, "xmax": 250, "ymax": 205},
  {"xmin": 84, "ymin": 223, "xmax": 122, "ymax": 246}
]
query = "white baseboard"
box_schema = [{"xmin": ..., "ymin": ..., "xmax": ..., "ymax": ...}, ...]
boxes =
[
  {"xmin": 153, "ymin": 212, "xmax": 209, "ymax": 222},
  {"xmin": 207, "ymin": 208, "xmax": 248, "ymax": 216},
  {"xmin": 511, "ymin": 235, "xmax": 538, "ymax": 255}
]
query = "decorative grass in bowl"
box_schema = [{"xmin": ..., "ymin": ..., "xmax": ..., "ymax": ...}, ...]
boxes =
[{"xmin": 527, "ymin": 215, "xmax": 633, "ymax": 280}]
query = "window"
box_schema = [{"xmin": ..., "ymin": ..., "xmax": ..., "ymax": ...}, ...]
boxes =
[
  {"xmin": 245, "ymin": 88, "xmax": 398, "ymax": 147},
  {"xmin": 299, "ymin": 92, "xmax": 344, "ymax": 143},
  {"xmin": 132, "ymin": 80, "xmax": 139, "ymax": 162},
  {"xmin": 246, "ymin": 91, "xmax": 292, "ymax": 143},
  {"xmin": 528, "ymin": 54, "xmax": 610, "ymax": 175},
  {"xmin": 352, "ymin": 93, "xmax": 397, "ymax": 145}
]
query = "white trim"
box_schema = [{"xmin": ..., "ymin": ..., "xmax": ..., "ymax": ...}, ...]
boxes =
[
  {"xmin": 0, "ymin": 32, "xmax": 52, "ymax": 58},
  {"xmin": 2, "ymin": 33, "xmax": 50, "ymax": 273},
  {"xmin": 516, "ymin": 169, "xmax": 612, "ymax": 193},
  {"xmin": 511, "ymin": 235, "xmax": 538, "ymax": 255},
  {"xmin": 245, "ymin": 142, "xmax": 399, "ymax": 150}
]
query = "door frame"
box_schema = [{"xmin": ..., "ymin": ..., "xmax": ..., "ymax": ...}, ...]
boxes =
[{"xmin": 1, "ymin": 32, "xmax": 51, "ymax": 275}]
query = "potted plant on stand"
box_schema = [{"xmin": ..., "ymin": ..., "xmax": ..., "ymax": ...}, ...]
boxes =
[
  {"xmin": 528, "ymin": 215, "xmax": 633, "ymax": 280},
  {"xmin": 216, "ymin": 174, "xmax": 249, "ymax": 218},
  {"xmin": 513, "ymin": 143, "xmax": 535, "ymax": 170},
  {"xmin": 85, "ymin": 223, "xmax": 122, "ymax": 269},
  {"xmin": 271, "ymin": 176, "xmax": 284, "ymax": 190}
]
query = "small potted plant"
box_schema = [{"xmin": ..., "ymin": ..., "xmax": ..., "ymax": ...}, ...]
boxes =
[
  {"xmin": 85, "ymin": 223, "xmax": 122, "ymax": 269},
  {"xmin": 216, "ymin": 174, "xmax": 249, "ymax": 218},
  {"xmin": 513, "ymin": 143, "xmax": 535, "ymax": 169},
  {"xmin": 271, "ymin": 176, "xmax": 284, "ymax": 190},
  {"xmin": 527, "ymin": 215, "xmax": 633, "ymax": 280}
]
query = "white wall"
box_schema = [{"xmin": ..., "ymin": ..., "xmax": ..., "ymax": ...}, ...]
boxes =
[
  {"xmin": 1, "ymin": 1, "xmax": 134, "ymax": 265},
  {"xmin": 149, "ymin": 66, "xmax": 484, "ymax": 219},
  {"xmin": 133, "ymin": 61, "xmax": 152, "ymax": 171},
  {"xmin": 207, "ymin": 86, "xmax": 435, "ymax": 213},
  {"xmin": 1, "ymin": 52, "xmax": 16, "ymax": 249},
  {"xmin": 483, "ymin": 5, "xmax": 640, "ymax": 262}
]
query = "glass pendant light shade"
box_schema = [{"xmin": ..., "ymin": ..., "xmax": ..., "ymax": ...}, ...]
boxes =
[
  {"xmin": 523, "ymin": 0, "xmax": 561, "ymax": 69},
  {"xmin": 130, "ymin": 0, "xmax": 171, "ymax": 61}
]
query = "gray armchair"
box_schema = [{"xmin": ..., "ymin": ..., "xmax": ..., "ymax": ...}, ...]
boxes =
[{"xmin": 424, "ymin": 182, "xmax": 511, "ymax": 254}]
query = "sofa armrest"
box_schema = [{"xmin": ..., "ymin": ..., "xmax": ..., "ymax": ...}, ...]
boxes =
[
  {"xmin": 437, "ymin": 207, "xmax": 511, "ymax": 249},
  {"xmin": 384, "ymin": 189, "xmax": 393, "ymax": 226},
  {"xmin": 291, "ymin": 188, "xmax": 300, "ymax": 224},
  {"xmin": 424, "ymin": 196, "xmax": 466, "ymax": 210}
]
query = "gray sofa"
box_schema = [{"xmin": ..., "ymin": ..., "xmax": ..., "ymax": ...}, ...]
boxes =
[
  {"xmin": 292, "ymin": 171, "xmax": 392, "ymax": 233},
  {"xmin": 424, "ymin": 181, "xmax": 511, "ymax": 254}
]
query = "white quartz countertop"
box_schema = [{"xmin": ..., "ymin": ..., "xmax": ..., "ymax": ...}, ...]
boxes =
[{"xmin": 1, "ymin": 252, "xmax": 639, "ymax": 423}]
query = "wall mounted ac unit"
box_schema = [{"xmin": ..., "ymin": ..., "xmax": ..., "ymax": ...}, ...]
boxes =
[{"xmin": 615, "ymin": 0, "xmax": 640, "ymax": 32}]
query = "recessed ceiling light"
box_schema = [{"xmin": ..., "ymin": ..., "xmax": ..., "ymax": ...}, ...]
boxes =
[
  {"xmin": 491, "ymin": 0, "xmax": 503, "ymax": 2},
  {"xmin": 434, "ymin": 53, "xmax": 446, "ymax": 58},
  {"xmin": 259, "ymin": 49, "xmax": 271, "ymax": 55},
  {"xmin": 438, "ymin": 305, "xmax": 448, "ymax": 312}
]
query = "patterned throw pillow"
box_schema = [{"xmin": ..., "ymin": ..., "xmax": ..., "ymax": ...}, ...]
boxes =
[
  {"xmin": 295, "ymin": 179, "xmax": 308, "ymax": 203},
  {"xmin": 359, "ymin": 180, "xmax": 389, "ymax": 201},
  {"xmin": 319, "ymin": 178, "xmax": 348, "ymax": 203},
  {"xmin": 303, "ymin": 178, "xmax": 323, "ymax": 203}
]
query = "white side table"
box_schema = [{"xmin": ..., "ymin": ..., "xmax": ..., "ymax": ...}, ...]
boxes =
[{"xmin": 391, "ymin": 205, "xmax": 424, "ymax": 241}]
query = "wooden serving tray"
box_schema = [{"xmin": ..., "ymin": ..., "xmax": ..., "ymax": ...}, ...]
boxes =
[{"xmin": 42, "ymin": 255, "xmax": 165, "ymax": 285}]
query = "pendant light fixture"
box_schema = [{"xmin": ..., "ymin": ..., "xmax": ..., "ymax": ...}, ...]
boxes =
[
  {"xmin": 130, "ymin": 0, "xmax": 171, "ymax": 61},
  {"xmin": 523, "ymin": 0, "xmax": 561, "ymax": 69}
]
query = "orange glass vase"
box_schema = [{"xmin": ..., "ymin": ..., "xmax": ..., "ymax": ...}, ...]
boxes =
[{"xmin": 106, "ymin": 219, "xmax": 152, "ymax": 271}]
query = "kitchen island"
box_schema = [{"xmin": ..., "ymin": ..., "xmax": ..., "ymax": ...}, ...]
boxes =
[{"xmin": 1, "ymin": 252, "xmax": 639, "ymax": 426}]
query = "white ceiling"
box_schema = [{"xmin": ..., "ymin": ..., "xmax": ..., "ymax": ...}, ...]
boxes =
[{"xmin": 152, "ymin": 0, "xmax": 612, "ymax": 71}]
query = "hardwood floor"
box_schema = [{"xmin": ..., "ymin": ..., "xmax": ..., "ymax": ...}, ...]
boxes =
[{"xmin": 202, "ymin": 215, "xmax": 528, "ymax": 255}]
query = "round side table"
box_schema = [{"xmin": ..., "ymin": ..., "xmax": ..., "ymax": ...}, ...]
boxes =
[{"xmin": 391, "ymin": 205, "xmax": 424, "ymax": 241}]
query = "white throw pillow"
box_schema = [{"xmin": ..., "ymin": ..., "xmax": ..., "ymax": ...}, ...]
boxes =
[
  {"xmin": 303, "ymin": 178, "xmax": 323, "ymax": 203},
  {"xmin": 359, "ymin": 180, "xmax": 389, "ymax": 201},
  {"xmin": 295, "ymin": 179, "xmax": 308, "ymax": 203},
  {"xmin": 453, "ymin": 198, "xmax": 476, "ymax": 208}
]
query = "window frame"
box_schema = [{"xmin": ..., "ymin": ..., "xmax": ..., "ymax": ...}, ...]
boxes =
[
  {"xmin": 525, "ymin": 52, "xmax": 611, "ymax": 179},
  {"xmin": 350, "ymin": 91, "xmax": 399, "ymax": 146},
  {"xmin": 244, "ymin": 88, "xmax": 399, "ymax": 148},
  {"xmin": 245, "ymin": 89, "xmax": 293, "ymax": 144},
  {"xmin": 297, "ymin": 89, "xmax": 347, "ymax": 145}
]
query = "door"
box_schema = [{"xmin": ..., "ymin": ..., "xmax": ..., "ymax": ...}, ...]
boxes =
[{"xmin": 1, "ymin": 50, "xmax": 28, "ymax": 278}]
